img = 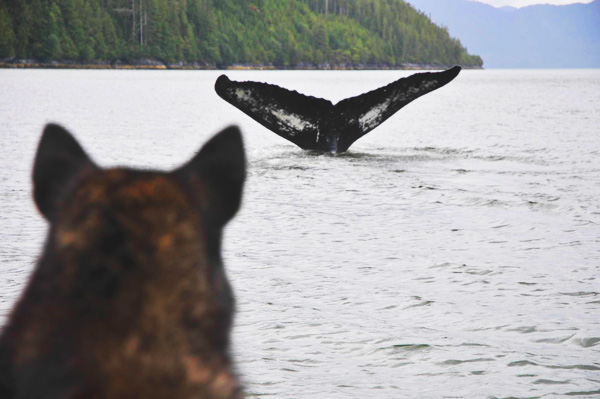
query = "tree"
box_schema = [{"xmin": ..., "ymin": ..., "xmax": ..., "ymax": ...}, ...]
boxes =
[{"xmin": 0, "ymin": 4, "xmax": 16, "ymax": 58}]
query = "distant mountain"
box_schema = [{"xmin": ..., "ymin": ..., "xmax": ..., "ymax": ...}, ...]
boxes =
[{"xmin": 406, "ymin": 0, "xmax": 600, "ymax": 68}]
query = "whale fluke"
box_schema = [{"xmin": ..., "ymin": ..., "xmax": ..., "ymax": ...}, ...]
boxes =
[{"xmin": 215, "ymin": 66, "xmax": 461, "ymax": 153}]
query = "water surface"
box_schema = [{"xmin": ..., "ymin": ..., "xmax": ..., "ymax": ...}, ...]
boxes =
[{"xmin": 1, "ymin": 69, "xmax": 599, "ymax": 398}]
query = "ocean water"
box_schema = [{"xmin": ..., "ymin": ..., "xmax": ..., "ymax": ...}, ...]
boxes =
[{"xmin": 0, "ymin": 68, "xmax": 599, "ymax": 398}]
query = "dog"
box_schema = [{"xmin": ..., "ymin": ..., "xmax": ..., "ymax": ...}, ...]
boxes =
[{"xmin": 0, "ymin": 123, "xmax": 246, "ymax": 399}]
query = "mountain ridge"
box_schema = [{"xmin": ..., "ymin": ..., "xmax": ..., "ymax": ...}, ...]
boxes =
[{"xmin": 407, "ymin": 0, "xmax": 600, "ymax": 68}]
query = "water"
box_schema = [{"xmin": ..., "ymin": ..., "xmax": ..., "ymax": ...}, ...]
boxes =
[{"xmin": 1, "ymin": 69, "xmax": 599, "ymax": 398}]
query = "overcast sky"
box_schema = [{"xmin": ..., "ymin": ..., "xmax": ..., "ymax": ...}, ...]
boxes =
[{"xmin": 470, "ymin": 0, "xmax": 594, "ymax": 7}]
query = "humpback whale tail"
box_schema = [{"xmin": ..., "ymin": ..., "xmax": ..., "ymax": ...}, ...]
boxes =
[{"xmin": 215, "ymin": 66, "xmax": 461, "ymax": 153}]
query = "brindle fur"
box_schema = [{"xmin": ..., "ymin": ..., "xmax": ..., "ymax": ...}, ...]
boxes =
[{"xmin": 0, "ymin": 124, "xmax": 246, "ymax": 399}]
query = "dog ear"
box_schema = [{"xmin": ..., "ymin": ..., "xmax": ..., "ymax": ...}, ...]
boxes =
[
  {"xmin": 33, "ymin": 124, "xmax": 96, "ymax": 221},
  {"xmin": 174, "ymin": 126, "xmax": 246, "ymax": 227}
]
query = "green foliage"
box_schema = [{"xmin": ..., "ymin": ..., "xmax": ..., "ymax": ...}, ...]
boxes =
[
  {"xmin": 0, "ymin": 0, "xmax": 483, "ymax": 67},
  {"xmin": 0, "ymin": 3, "xmax": 16, "ymax": 57}
]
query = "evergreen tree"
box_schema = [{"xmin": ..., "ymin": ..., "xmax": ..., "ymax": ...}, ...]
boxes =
[{"xmin": 0, "ymin": 3, "xmax": 16, "ymax": 58}]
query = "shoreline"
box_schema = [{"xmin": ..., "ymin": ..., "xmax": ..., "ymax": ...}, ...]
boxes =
[{"xmin": 0, "ymin": 59, "xmax": 483, "ymax": 71}]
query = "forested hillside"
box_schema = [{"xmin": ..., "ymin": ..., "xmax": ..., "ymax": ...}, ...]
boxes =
[{"xmin": 0, "ymin": 0, "xmax": 483, "ymax": 68}]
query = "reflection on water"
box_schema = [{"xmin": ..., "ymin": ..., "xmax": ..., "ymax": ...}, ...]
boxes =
[{"xmin": 1, "ymin": 69, "xmax": 599, "ymax": 398}]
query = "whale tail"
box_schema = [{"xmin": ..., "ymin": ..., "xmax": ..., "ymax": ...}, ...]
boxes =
[{"xmin": 215, "ymin": 66, "xmax": 461, "ymax": 153}]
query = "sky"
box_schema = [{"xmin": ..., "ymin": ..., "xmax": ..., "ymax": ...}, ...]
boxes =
[{"xmin": 470, "ymin": 0, "xmax": 594, "ymax": 7}]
